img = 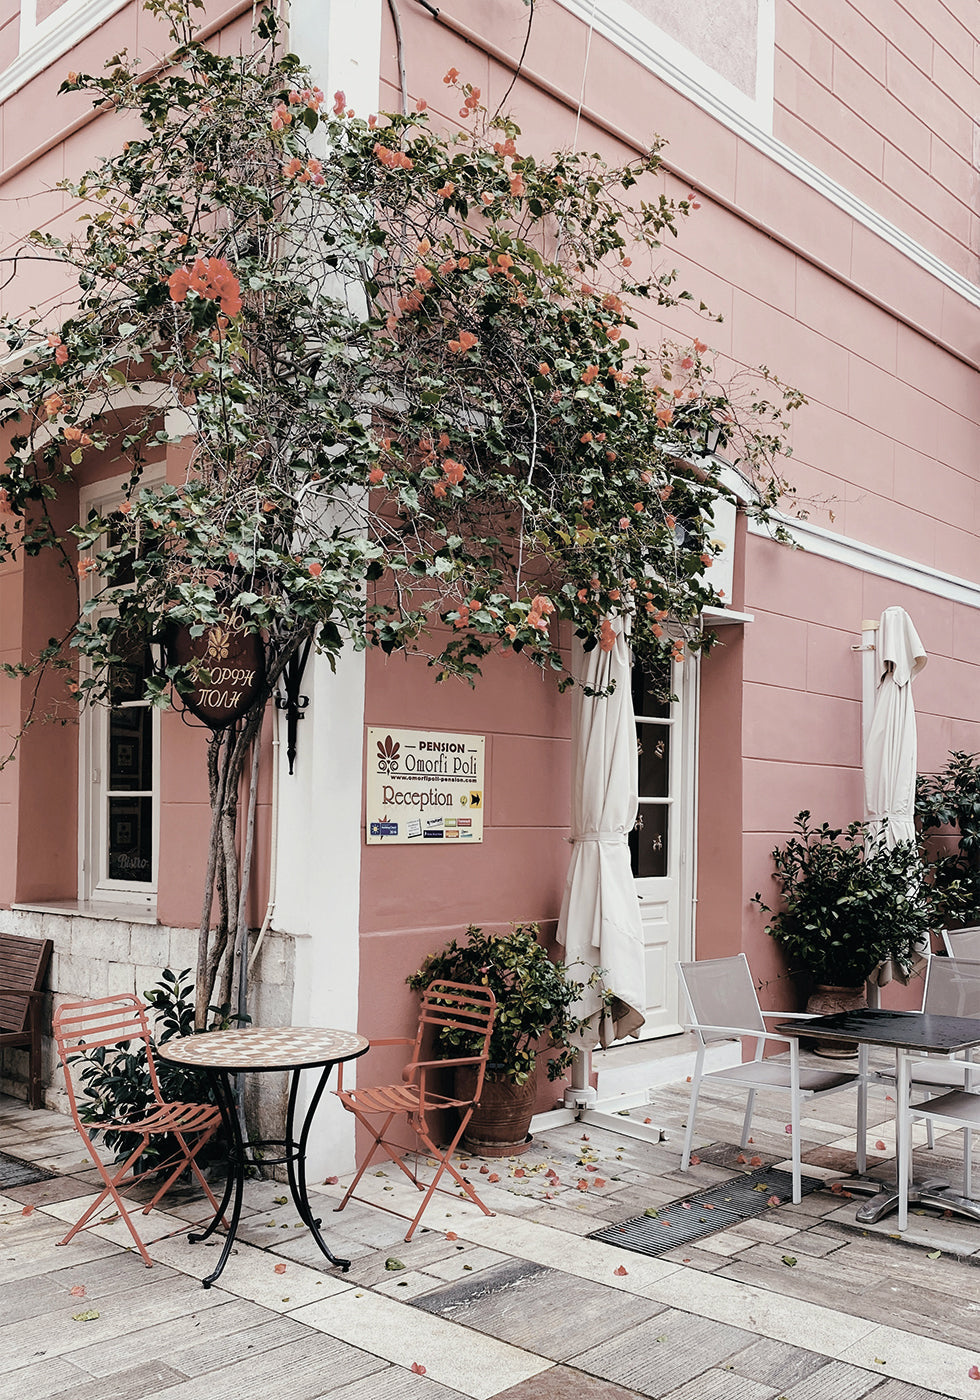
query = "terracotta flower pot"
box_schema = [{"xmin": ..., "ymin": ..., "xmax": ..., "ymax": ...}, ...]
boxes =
[
  {"xmin": 804, "ymin": 983, "xmax": 868, "ymax": 1057},
  {"xmin": 454, "ymin": 1067, "xmax": 536, "ymax": 1157}
]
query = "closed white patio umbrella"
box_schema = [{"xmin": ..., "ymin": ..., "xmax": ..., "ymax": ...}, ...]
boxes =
[
  {"xmin": 557, "ymin": 617, "xmax": 646, "ymax": 1050},
  {"xmin": 862, "ymin": 605, "xmax": 927, "ymax": 987},
  {"xmin": 863, "ymin": 606, "xmax": 927, "ymax": 848}
]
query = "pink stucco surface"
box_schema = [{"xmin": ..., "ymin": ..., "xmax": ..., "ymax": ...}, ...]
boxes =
[{"xmin": 1, "ymin": 0, "xmax": 978, "ymax": 1068}]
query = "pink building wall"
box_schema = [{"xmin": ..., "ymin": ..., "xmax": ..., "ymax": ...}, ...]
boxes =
[{"xmin": 0, "ymin": 0, "xmax": 978, "ymax": 1110}]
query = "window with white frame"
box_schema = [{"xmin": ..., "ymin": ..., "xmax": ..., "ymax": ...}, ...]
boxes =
[
  {"xmin": 78, "ymin": 474, "xmax": 162, "ymax": 909},
  {"xmin": 1, "ymin": 0, "xmax": 129, "ymax": 104}
]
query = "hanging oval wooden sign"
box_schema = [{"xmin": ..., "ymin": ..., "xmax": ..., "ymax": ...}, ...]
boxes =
[{"xmin": 166, "ymin": 617, "xmax": 266, "ymax": 729}]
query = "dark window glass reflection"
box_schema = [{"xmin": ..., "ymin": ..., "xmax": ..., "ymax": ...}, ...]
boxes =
[
  {"xmin": 636, "ymin": 722, "xmax": 670, "ymax": 800},
  {"xmin": 107, "ymin": 796, "xmax": 153, "ymax": 882},
  {"xmin": 109, "ymin": 707, "xmax": 151, "ymax": 791},
  {"xmin": 629, "ymin": 803, "xmax": 668, "ymax": 879}
]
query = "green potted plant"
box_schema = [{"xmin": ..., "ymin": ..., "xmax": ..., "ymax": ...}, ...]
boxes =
[
  {"xmin": 754, "ymin": 812, "xmax": 935, "ymax": 1053},
  {"xmin": 407, "ymin": 923, "xmax": 599, "ymax": 1155}
]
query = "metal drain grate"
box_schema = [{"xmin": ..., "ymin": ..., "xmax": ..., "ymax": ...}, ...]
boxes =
[
  {"xmin": 0, "ymin": 1150, "xmax": 55, "ymax": 1189},
  {"xmin": 589, "ymin": 1167, "xmax": 824, "ymax": 1257}
]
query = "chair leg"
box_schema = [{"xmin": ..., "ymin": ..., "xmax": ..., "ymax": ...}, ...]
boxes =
[
  {"xmin": 407, "ymin": 1111, "xmax": 494, "ymax": 1242},
  {"xmin": 740, "ymin": 1091, "xmax": 757, "ymax": 1151},
  {"xmin": 680, "ymin": 1047, "xmax": 704, "ymax": 1171},
  {"xmin": 28, "ymin": 1009, "xmax": 43, "ymax": 1110},
  {"xmin": 334, "ymin": 1109, "xmax": 421, "ymax": 1214},
  {"xmin": 964, "ymin": 1129, "xmax": 972, "ymax": 1198},
  {"xmin": 59, "ymin": 1137, "xmax": 154, "ymax": 1267},
  {"xmin": 140, "ymin": 1127, "xmax": 223, "ymax": 1219},
  {"xmin": 789, "ymin": 1037, "xmax": 802, "ymax": 1205}
]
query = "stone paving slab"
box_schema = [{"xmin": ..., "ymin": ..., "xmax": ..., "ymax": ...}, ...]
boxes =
[{"xmin": 569, "ymin": 1308, "xmax": 756, "ymax": 1397}]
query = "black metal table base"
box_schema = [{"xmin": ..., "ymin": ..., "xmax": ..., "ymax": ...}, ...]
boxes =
[
  {"xmin": 189, "ymin": 1061, "xmax": 351, "ymax": 1288},
  {"xmin": 828, "ymin": 1173, "xmax": 980, "ymax": 1225}
]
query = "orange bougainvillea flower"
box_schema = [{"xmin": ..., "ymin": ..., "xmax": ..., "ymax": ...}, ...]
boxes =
[
  {"xmin": 599, "ymin": 618, "xmax": 616, "ymax": 652},
  {"xmin": 368, "ymin": 466, "xmax": 385, "ymax": 485},
  {"xmin": 43, "ymin": 393, "xmax": 65, "ymax": 417},
  {"xmin": 432, "ymin": 481, "xmax": 447, "ymax": 498},
  {"xmin": 441, "ymin": 458, "xmax": 465, "ymax": 485},
  {"xmin": 448, "ymin": 329, "xmax": 478, "ymax": 354},
  {"xmin": 308, "ymin": 561, "xmax": 323, "ymax": 577},
  {"xmin": 168, "ymin": 256, "xmax": 242, "ymax": 318},
  {"xmin": 509, "ymin": 172, "xmax": 525, "ymax": 197},
  {"xmin": 437, "ymin": 181, "xmax": 455, "ymax": 199},
  {"xmin": 444, "ymin": 67, "xmax": 460, "ymax": 84},
  {"xmin": 538, "ymin": 362, "xmax": 551, "ymax": 375},
  {"xmin": 76, "ymin": 558, "xmax": 97, "ymax": 576},
  {"xmin": 656, "ymin": 406, "xmax": 673, "ymax": 426},
  {"xmin": 580, "ymin": 364, "xmax": 598, "ymax": 385},
  {"xmin": 693, "ymin": 337, "xmax": 708, "ymax": 353}
]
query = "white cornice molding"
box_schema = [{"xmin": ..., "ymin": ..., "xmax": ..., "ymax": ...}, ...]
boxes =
[
  {"xmin": 555, "ymin": 0, "xmax": 980, "ymax": 312},
  {"xmin": 747, "ymin": 512, "xmax": 980, "ymax": 610},
  {"xmin": 0, "ymin": 0, "xmax": 129, "ymax": 107}
]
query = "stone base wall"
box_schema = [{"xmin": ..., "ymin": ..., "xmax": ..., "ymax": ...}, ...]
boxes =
[{"xmin": 0, "ymin": 909, "xmax": 295, "ymax": 1143}]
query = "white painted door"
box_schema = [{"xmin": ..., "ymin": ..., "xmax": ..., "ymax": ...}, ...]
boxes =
[{"xmin": 628, "ymin": 654, "xmax": 698, "ymax": 1037}]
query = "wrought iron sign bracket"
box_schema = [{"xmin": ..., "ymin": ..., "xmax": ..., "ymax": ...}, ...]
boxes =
[{"xmin": 276, "ymin": 637, "xmax": 313, "ymax": 774}]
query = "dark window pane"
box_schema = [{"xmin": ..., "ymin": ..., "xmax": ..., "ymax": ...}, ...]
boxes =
[
  {"xmin": 107, "ymin": 796, "xmax": 153, "ymax": 882},
  {"xmin": 636, "ymin": 722, "xmax": 670, "ymax": 799},
  {"xmin": 109, "ymin": 641, "xmax": 151, "ymax": 705},
  {"xmin": 109, "ymin": 708, "xmax": 151, "ymax": 791},
  {"xmin": 629, "ymin": 803, "xmax": 668, "ymax": 879},
  {"xmin": 631, "ymin": 657, "xmax": 671, "ymax": 718}
]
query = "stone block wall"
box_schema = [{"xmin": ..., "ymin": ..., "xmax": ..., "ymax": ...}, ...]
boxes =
[{"xmin": 0, "ymin": 909, "xmax": 295, "ymax": 1141}]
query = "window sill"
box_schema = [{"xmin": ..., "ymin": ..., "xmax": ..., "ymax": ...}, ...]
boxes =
[{"xmin": 12, "ymin": 899, "xmax": 158, "ymax": 925}]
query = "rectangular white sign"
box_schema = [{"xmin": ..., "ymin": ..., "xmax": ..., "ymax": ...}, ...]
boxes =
[{"xmin": 366, "ymin": 727, "xmax": 485, "ymax": 845}]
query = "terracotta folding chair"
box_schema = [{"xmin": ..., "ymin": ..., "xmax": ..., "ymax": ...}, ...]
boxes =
[
  {"xmin": 53, "ymin": 994, "xmax": 224, "ymax": 1267},
  {"xmin": 334, "ymin": 980, "xmax": 497, "ymax": 1240}
]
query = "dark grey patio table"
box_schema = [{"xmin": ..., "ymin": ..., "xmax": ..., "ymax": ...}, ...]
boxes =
[
  {"xmin": 774, "ymin": 1008, "xmax": 980, "ymax": 1231},
  {"xmin": 159, "ymin": 1026, "xmax": 369, "ymax": 1286}
]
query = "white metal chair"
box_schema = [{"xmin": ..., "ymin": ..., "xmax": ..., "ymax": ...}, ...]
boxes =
[
  {"xmin": 677, "ymin": 954, "xmax": 863, "ymax": 1203},
  {"xmin": 942, "ymin": 927, "xmax": 980, "ymax": 960}
]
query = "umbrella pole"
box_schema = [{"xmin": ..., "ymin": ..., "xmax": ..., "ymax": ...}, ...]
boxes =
[{"xmin": 859, "ymin": 619, "xmax": 880, "ymax": 1009}]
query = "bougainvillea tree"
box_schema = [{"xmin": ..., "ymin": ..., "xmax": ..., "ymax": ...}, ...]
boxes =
[{"xmin": 0, "ymin": 0, "xmax": 801, "ymax": 1021}]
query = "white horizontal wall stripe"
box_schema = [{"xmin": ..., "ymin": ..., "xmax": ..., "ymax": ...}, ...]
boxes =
[{"xmin": 747, "ymin": 513, "xmax": 980, "ymax": 610}]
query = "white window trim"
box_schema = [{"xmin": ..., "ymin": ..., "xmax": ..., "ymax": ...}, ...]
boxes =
[
  {"xmin": 2, "ymin": 0, "xmax": 129, "ymax": 106},
  {"xmin": 554, "ymin": 0, "xmax": 980, "ymax": 312},
  {"xmin": 556, "ymin": 0, "xmax": 775, "ymax": 135},
  {"xmin": 77, "ymin": 466, "xmax": 165, "ymax": 912}
]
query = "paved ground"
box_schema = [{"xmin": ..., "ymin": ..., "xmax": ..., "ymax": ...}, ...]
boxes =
[{"xmin": 2, "ymin": 1062, "xmax": 980, "ymax": 1400}]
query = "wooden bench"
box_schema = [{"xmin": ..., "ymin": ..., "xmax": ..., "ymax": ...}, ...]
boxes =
[{"xmin": 0, "ymin": 933, "xmax": 54, "ymax": 1109}]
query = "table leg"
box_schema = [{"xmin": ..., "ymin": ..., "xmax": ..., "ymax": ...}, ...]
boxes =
[
  {"xmin": 187, "ymin": 1068, "xmax": 244, "ymax": 1289},
  {"xmin": 284, "ymin": 1062, "xmax": 351, "ymax": 1272},
  {"xmin": 855, "ymin": 1043, "xmax": 868, "ymax": 1174},
  {"xmin": 897, "ymin": 1047, "xmax": 911, "ymax": 1231}
]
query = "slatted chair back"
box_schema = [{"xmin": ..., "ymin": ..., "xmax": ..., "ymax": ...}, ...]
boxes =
[
  {"xmin": 922, "ymin": 955, "xmax": 980, "ymax": 1019},
  {"xmin": 942, "ymin": 927, "xmax": 980, "ymax": 961},
  {"xmin": 678, "ymin": 953, "xmax": 766, "ymax": 1046},
  {"xmin": 0, "ymin": 933, "xmax": 54, "ymax": 1109},
  {"xmin": 53, "ymin": 995, "xmax": 164, "ymax": 1120},
  {"xmin": 0, "ymin": 932, "xmax": 52, "ymax": 1036}
]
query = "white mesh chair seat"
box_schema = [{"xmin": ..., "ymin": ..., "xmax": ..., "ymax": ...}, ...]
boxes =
[
  {"xmin": 711, "ymin": 1062, "xmax": 857, "ymax": 1093},
  {"xmin": 677, "ymin": 954, "xmax": 863, "ymax": 1204}
]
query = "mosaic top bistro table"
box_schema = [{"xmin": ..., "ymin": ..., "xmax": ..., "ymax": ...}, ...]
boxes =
[
  {"xmin": 774, "ymin": 1008, "xmax": 980, "ymax": 1231},
  {"xmin": 158, "ymin": 1025, "xmax": 369, "ymax": 1287}
]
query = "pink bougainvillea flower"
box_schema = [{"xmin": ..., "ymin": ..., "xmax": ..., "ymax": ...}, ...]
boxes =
[
  {"xmin": 968, "ymin": 1365, "xmax": 980, "ymax": 1380},
  {"xmin": 689, "ymin": 1153, "xmax": 701, "ymax": 1165},
  {"xmin": 368, "ymin": 467, "xmax": 385, "ymax": 485},
  {"xmin": 444, "ymin": 67, "xmax": 460, "ymax": 84},
  {"xmin": 448, "ymin": 329, "xmax": 478, "ymax": 354},
  {"xmin": 274, "ymin": 1262, "xmax": 287, "ymax": 1274},
  {"xmin": 414, "ymin": 265, "xmax": 432, "ymax": 285},
  {"xmin": 509, "ymin": 172, "xmax": 525, "ymax": 196},
  {"xmin": 693, "ymin": 337, "xmax": 708, "ymax": 353},
  {"xmin": 599, "ymin": 619, "xmax": 616, "ymax": 652},
  {"xmin": 614, "ymin": 1264, "xmax": 628, "ymax": 1276},
  {"xmin": 767, "ymin": 1195, "xmax": 781, "ymax": 1207},
  {"xmin": 537, "ymin": 362, "xmax": 551, "ymax": 375},
  {"xmin": 580, "ymin": 364, "xmax": 599, "ymax": 385},
  {"xmin": 332, "ymin": 90, "xmax": 346, "ymax": 115},
  {"xmin": 875, "ymin": 1140, "xmax": 887, "ymax": 1151},
  {"xmin": 415, "ymin": 97, "xmax": 427, "ymax": 112},
  {"xmin": 680, "ymin": 356, "xmax": 694, "ymax": 369},
  {"xmin": 410, "ymin": 1363, "xmax": 427, "ymax": 1375}
]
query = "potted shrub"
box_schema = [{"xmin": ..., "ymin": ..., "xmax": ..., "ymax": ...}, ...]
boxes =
[
  {"xmin": 407, "ymin": 923, "xmax": 598, "ymax": 1155},
  {"xmin": 754, "ymin": 812, "xmax": 936, "ymax": 1054}
]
